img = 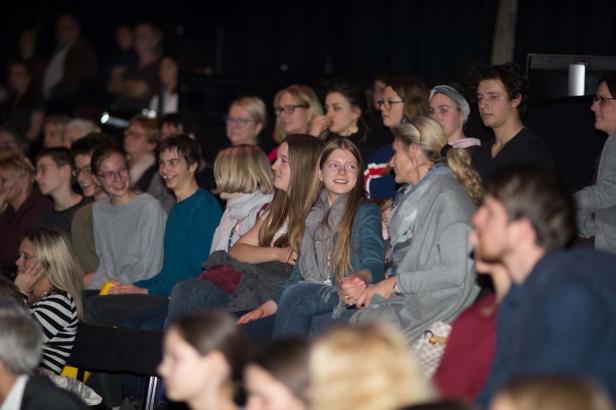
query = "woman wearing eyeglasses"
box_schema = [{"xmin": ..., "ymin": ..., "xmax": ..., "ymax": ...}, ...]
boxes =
[
  {"xmin": 84, "ymin": 144, "xmax": 166, "ymax": 290},
  {"xmin": 365, "ymin": 76, "xmax": 429, "ymax": 201},
  {"xmin": 268, "ymin": 85, "xmax": 323, "ymax": 161},
  {"xmin": 225, "ymin": 96, "xmax": 267, "ymax": 146}
]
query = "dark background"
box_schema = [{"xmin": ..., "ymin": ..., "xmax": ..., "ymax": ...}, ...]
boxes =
[{"xmin": 1, "ymin": 0, "xmax": 614, "ymax": 190}]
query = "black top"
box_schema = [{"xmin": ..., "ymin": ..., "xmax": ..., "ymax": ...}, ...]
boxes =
[
  {"xmin": 472, "ymin": 127, "xmax": 553, "ymax": 185},
  {"xmin": 41, "ymin": 196, "xmax": 90, "ymax": 235}
]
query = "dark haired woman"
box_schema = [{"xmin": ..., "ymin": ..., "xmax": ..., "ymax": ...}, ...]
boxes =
[{"xmin": 159, "ymin": 312, "xmax": 248, "ymax": 410}]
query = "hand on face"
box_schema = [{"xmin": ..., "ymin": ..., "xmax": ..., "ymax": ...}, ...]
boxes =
[
  {"xmin": 308, "ymin": 115, "xmax": 331, "ymax": 137},
  {"xmin": 15, "ymin": 258, "xmax": 45, "ymax": 295}
]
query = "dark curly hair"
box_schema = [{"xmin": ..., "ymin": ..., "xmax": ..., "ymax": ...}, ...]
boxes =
[{"xmin": 467, "ymin": 62, "xmax": 529, "ymax": 115}]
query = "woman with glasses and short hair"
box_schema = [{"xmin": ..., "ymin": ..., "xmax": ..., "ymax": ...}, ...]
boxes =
[
  {"xmin": 84, "ymin": 145, "xmax": 166, "ymax": 290},
  {"xmin": 366, "ymin": 75, "xmax": 429, "ymax": 201},
  {"xmin": 225, "ymin": 96, "xmax": 268, "ymax": 146}
]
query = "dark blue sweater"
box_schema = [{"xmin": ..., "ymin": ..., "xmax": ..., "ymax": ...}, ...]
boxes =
[{"xmin": 477, "ymin": 249, "xmax": 616, "ymax": 407}]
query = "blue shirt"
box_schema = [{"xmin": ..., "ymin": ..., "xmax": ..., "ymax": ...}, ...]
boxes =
[
  {"xmin": 477, "ymin": 249, "xmax": 616, "ymax": 407},
  {"xmin": 135, "ymin": 188, "xmax": 222, "ymax": 296}
]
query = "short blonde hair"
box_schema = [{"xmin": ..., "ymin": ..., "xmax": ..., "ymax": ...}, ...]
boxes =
[
  {"xmin": 0, "ymin": 150, "xmax": 35, "ymax": 179},
  {"xmin": 230, "ymin": 96, "xmax": 267, "ymax": 128},
  {"xmin": 213, "ymin": 144, "xmax": 273, "ymax": 195},
  {"xmin": 310, "ymin": 322, "xmax": 435, "ymax": 410}
]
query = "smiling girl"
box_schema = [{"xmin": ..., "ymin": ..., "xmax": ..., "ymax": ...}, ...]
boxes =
[{"xmin": 238, "ymin": 137, "xmax": 384, "ymax": 338}]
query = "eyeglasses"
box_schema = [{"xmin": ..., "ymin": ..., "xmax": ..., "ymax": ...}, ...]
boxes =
[
  {"xmin": 274, "ymin": 104, "xmax": 309, "ymax": 116},
  {"xmin": 592, "ymin": 96, "xmax": 616, "ymax": 106},
  {"xmin": 224, "ymin": 116, "xmax": 255, "ymax": 126},
  {"xmin": 97, "ymin": 168, "xmax": 129, "ymax": 182},
  {"xmin": 72, "ymin": 166, "xmax": 93, "ymax": 178},
  {"xmin": 376, "ymin": 99, "xmax": 404, "ymax": 110}
]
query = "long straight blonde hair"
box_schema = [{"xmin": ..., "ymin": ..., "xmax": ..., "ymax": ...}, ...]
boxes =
[
  {"xmin": 26, "ymin": 227, "xmax": 83, "ymax": 319},
  {"xmin": 258, "ymin": 135, "xmax": 322, "ymax": 252}
]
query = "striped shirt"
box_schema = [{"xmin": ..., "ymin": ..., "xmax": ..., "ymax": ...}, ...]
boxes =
[{"xmin": 30, "ymin": 291, "xmax": 78, "ymax": 374}]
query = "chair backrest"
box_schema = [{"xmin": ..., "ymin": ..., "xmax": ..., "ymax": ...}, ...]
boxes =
[{"xmin": 67, "ymin": 322, "xmax": 163, "ymax": 376}]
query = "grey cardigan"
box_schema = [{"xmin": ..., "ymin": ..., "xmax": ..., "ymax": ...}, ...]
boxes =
[
  {"xmin": 576, "ymin": 131, "xmax": 616, "ymax": 253},
  {"xmin": 351, "ymin": 164, "xmax": 479, "ymax": 341}
]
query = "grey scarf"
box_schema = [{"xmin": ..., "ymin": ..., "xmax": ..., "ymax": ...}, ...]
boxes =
[{"xmin": 299, "ymin": 189, "xmax": 348, "ymax": 283}]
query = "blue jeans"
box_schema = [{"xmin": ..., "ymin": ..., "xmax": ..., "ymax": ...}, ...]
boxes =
[
  {"xmin": 165, "ymin": 279, "xmax": 231, "ymax": 328},
  {"xmin": 272, "ymin": 283, "xmax": 354, "ymax": 338}
]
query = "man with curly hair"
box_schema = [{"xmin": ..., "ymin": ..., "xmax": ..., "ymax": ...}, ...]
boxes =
[{"xmin": 470, "ymin": 63, "xmax": 553, "ymax": 184}]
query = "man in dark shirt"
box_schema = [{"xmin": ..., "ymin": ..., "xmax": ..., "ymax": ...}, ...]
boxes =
[
  {"xmin": 473, "ymin": 167, "xmax": 616, "ymax": 407},
  {"xmin": 35, "ymin": 147, "xmax": 86, "ymax": 234},
  {"xmin": 471, "ymin": 63, "xmax": 553, "ymax": 184}
]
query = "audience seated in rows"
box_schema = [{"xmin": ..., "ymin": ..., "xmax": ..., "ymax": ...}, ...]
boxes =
[
  {"xmin": 166, "ymin": 135, "xmax": 321, "ymax": 324},
  {"xmin": 85, "ymin": 135, "xmax": 221, "ymax": 329},
  {"xmin": 238, "ymin": 137, "xmax": 385, "ymax": 340}
]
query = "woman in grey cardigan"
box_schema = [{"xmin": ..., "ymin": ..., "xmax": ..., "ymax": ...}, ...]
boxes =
[{"xmin": 346, "ymin": 117, "xmax": 482, "ymax": 341}]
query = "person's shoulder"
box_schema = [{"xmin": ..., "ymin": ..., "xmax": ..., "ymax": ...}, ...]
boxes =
[
  {"xmin": 22, "ymin": 376, "xmax": 88, "ymax": 410},
  {"xmin": 357, "ymin": 200, "xmax": 380, "ymax": 215},
  {"xmin": 353, "ymin": 201, "xmax": 381, "ymax": 226},
  {"xmin": 34, "ymin": 291, "xmax": 75, "ymax": 310},
  {"xmin": 514, "ymin": 128, "xmax": 549, "ymax": 148},
  {"xmin": 136, "ymin": 193, "xmax": 165, "ymax": 211}
]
